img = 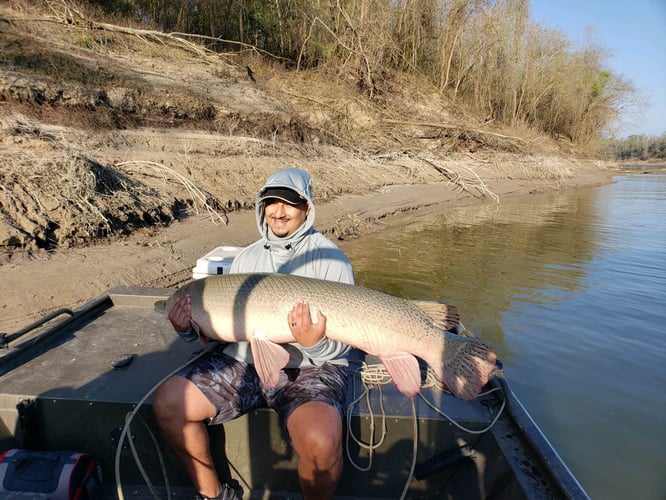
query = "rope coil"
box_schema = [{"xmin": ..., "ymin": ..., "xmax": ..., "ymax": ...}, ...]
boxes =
[{"xmin": 346, "ymin": 362, "xmax": 506, "ymax": 499}]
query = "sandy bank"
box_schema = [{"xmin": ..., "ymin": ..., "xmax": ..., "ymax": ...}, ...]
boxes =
[{"xmin": 0, "ymin": 163, "xmax": 615, "ymax": 334}]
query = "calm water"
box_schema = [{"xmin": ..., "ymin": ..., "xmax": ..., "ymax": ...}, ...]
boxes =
[{"xmin": 338, "ymin": 172, "xmax": 666, "ymax": 500}]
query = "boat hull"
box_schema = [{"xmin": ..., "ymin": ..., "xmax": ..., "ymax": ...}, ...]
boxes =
[{"xmin": 0, "ymin": 287, "xmax": 587, "ymax": 499}]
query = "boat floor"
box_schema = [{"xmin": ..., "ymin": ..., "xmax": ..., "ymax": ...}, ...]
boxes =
[{"xmin": 0, "ymin": 287, "xmax": 583, "ymax": 499}]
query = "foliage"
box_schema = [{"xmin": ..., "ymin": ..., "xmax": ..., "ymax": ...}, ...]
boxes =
[
  {"xmin": 66, "ymin": 0, "xmax": 638, "ymax": 145},
  {"xmin": 604, "ymin": 134, "xmax": 666, "ymax": 161}
]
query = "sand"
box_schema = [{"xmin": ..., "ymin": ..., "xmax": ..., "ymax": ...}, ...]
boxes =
[{"xmin": 0, "ymin": 164, "xmax": 615, "ymax": 334}]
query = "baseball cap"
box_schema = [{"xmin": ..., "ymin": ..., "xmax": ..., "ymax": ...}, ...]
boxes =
[{"xmin": 258, "ymin": 187, "xmax": 307, "ymax": 205}]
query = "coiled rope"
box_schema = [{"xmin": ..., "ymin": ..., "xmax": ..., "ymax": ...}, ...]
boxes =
[{"xmin": 346, "ymin": 362, "xmax": 506, "ymax": 500}]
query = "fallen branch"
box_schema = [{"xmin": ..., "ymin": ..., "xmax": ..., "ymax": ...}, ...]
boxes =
[
  {"xmin": 170, "ymin": 32, "xmax": 288, "ymax": 62},
  {"xmin": 383, "ymin": 119, "xmax": 527, "ymax": 143},
  {"xmin": 43, "ymin": 0, "xmax": 284, "ymax": 62},
  {"xmin": 419, "ymin": 157, "xmax": 499, "ymax": 202},
  {"xmin": 114, "ymin": 161, "xmax": 229, "ymax": 225}
]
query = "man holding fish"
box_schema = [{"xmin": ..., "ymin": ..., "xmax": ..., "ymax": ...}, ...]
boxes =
[{"xmin": 153, "ymin": 168, "xmax": 356, "ymax": 500}]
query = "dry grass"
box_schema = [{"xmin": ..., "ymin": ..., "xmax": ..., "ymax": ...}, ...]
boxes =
[
  {"xmin": 0, "ymin": 114, "xmax": 231, "ymax": 252},
  {"xmin": 114, "ymin": 160, "xmax": 229, "ymax": 225}
]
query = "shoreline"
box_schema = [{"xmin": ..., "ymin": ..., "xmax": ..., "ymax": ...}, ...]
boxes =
[{"xmin": 0, "ymin": 166, "xmax": 616, "ymax": 333}]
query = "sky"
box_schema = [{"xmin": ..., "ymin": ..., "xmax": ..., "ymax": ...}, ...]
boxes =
[{"xmin": 529, "ymin": 0, "xmax": 666, "ymax": 138}]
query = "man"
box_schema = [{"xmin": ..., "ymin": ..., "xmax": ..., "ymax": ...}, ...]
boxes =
[{"xmin": 153, "ymin": 168, "xmax": 354, "ymax": 500}]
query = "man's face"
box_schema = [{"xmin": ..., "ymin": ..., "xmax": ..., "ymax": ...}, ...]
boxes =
[{"xmin": 264, "ymin": 199, "xmax": 308, "ymax": 237}]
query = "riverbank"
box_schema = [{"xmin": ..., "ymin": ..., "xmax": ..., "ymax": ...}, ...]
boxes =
[
  {"xmin": 0, "ymin": 3, "xmax": 618, "ymax": 333},
  {"xmin": 0, "ymin": 158, "xmax": 615, "ymax": 333}
]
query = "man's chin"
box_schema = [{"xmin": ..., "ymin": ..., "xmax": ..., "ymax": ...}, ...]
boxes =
[{"xmin": 271, "ymin": 228, "xmax": 290, "ymax": 238}]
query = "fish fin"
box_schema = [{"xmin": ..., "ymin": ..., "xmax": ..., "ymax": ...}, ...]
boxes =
[
  {"xmin": 379, "ymin": 354, "xmax": 422, "ymax": 398},
  {"xmin": 189, "ymin": 320, "xmax": 209, "ymax": 346},
  {"xmin": 189, "ymin": 319, "xmax": 201, "ymax": 336},
  {"xmin": 441, "ymin": 332, "xmax": 497, "ymax": 401},
  {"xmin": 250, "ymin": 334, "xmax": 290, "ymax": 387},
  {"xmin": 411, "ymin": 301, "xmax": 460, "ymax": 330}
]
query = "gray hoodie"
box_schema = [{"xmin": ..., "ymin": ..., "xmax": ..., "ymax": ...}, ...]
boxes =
[{"xmin": 224, "ymin": 168, "xmax": 355, "ymax": 367}]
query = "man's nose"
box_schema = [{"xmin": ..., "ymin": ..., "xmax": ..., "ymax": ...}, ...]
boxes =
[{"xmin": 271, "ymin": 202, "xmax": 288, "ymax": 215}]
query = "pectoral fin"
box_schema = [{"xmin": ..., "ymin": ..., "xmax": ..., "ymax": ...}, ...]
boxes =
[
  {"xmin": 379, "ymin": 353, "xmax": 422, "ymax": 398},
  {"xmin": 250, "ymin": 334, "xmax": 290, "ymax": 387}
]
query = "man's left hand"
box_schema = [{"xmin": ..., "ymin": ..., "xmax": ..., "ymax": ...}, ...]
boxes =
[{"xmin": 288, "ymin": 300, "xmax": 326, "ymax": 347}]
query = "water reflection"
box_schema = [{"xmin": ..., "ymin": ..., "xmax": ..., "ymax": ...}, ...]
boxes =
[
  {"xmin": 340, "ymin": 189, "xmax": 601, "ymax": 354},
  {"xmin": 338, "ymin": 173, "xmax": 666, "ymax": 500}
]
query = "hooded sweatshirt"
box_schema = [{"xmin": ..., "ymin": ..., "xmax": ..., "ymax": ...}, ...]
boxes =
[{"xmin": 223, "ymin": 167, "xmax": 355, "ymax": 367}]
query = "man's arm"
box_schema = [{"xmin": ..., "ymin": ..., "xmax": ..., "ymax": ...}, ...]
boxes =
[
  {"xmin": 168, "ymin": 296, "xmax": 192, "ymax": 332},
  {"xmin": 288, "ymin": 300, "xmax": 326, "ymax": 347}
]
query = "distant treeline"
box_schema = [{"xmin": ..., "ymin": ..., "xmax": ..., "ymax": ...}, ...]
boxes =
[
  {"xmin": 84, "ymin": 0, "xmax": 636, "ymax": 146},
  {"xmin": 605, "ymin": 134, "xmax": 666, "ymax": 161}
]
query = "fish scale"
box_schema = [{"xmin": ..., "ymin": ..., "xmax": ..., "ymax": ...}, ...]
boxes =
[{"xmin": 165, "ymin": 273, "xmax": 497, "ymax": 400}]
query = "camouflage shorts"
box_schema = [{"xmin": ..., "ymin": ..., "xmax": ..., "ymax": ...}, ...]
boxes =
[{"xmin": 177, "ymin": 345, "xmax": 349, "ymax": 426}]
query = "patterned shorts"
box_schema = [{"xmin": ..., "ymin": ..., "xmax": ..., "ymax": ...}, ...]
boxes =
[{"xmin": 177, "ymin": 345, "xmax": 349, "ymax": 426}]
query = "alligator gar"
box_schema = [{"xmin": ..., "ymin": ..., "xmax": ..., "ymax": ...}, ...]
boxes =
[{"xmin": 164, "ymin": 273, "xmax": 497, "ymax": 400}]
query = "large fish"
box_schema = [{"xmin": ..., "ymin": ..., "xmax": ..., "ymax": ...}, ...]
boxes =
[{"xmin": 163, "ymin": 273, "xmax": 497, "ymax": 400}]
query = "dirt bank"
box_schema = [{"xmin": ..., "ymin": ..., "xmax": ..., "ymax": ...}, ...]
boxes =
[
  {"xmin": 0, "ymin": 3, "xmax": 617, "ymax": 334},
  {"xmin": 0, "ymin": 160, "xmax": 614, "ymax": 334}
]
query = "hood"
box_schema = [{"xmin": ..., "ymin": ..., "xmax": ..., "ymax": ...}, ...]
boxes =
[{"xmin": 255, "ymin": 168, "xmax": 316, "ymax": 247}]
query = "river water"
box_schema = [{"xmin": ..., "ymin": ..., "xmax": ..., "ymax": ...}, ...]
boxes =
[{"xmin": 337, "ymin": 171, "xmax": 666, "ymax": 499}]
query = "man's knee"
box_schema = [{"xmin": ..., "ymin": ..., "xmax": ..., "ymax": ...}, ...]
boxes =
[
  {"xmin": 154, "ymin": 375, "xmax": 217, "ymax": 425},
  {"xmin": 303, "ymin": 425, "xmax": 341, "ymax": 457},
  {"xmin": 289, "ymin": 404, "xmax": 342, "ymax": 462}
]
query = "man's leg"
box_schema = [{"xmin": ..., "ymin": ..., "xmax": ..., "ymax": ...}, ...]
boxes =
[
  {"xmin": 286, "ymin": 401, "xmax": 344, "ymax": 500},
  {"xmin": 153, "ymin": 375, "xmax": 222, "ymax": 498}
]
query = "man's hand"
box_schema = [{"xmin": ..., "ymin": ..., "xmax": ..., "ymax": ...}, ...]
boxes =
[
  {"xmin": 288, "ymin": 300, "xmax": 326, "ymax": 347},
  {"xmin": 168, "ymin": 296, "xmax": 208, "ymax": 346},
  {"xmin": 168, "ymin": 296, "xmax": 192, "ymax": 333}
]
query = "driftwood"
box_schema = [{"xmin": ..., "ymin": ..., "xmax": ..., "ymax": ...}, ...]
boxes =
[
  {"xmin": 418, "ymin": 157, "xmax": 499, "ymax": 202},
  {"xmin": 383, "ymin": 119, "xmax": 527, "ymax": 143}
]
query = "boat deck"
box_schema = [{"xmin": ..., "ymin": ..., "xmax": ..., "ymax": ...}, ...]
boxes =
[{"xmin": 0, "ymin": 287, "xmax": 584, "ymax": 499}]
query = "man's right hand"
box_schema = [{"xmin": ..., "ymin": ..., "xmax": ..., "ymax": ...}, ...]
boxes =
[{"xmin": 168, "ymin": 295, "xmax": 192, "ymax": 333}]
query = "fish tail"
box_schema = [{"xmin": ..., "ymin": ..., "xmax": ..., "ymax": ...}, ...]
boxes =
[{"xmin": 441, "ymin": 332, "xmax": 497, "ymax": 401}]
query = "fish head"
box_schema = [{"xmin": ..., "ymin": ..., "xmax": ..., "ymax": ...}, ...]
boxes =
[{"xmin": 155, "ymin": 281, "xmax": 197, "ymax": 315}]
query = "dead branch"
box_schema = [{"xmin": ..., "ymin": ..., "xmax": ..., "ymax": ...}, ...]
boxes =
[
  {"xmin": 383, "ymin": 119, "xmax": 527, "ymax": 143},
  {"xmin": 170, "ymin": 33, "xmax": 288, "ymax": 62},
  {"xmin": 42, "ymin": 0, "xmax": 284, "ymax": 62},
  {"xmin": 114, "ymin": 161, "xmax": 229, "ymax": 225},
  {"xmin": 276, "ymin": 89, "xmax": 338, "ymax": 111},
  {"xmin": 419, "ymin": 157, "xmax": 499, "ymax": 202}
]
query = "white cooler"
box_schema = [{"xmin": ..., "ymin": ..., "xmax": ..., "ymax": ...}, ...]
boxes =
[{"xmin": 191, "ymin": 246, "xmax": 244, "ymax": 279}]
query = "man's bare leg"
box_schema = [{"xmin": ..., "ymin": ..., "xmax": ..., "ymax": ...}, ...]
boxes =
[
  {"xmin": 287, "ymin": 401, "xmax": 343, "ymax": 500},
  {"xmin": 153, "ymin": 375, "xmax": 222, "ymax": 498}
]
